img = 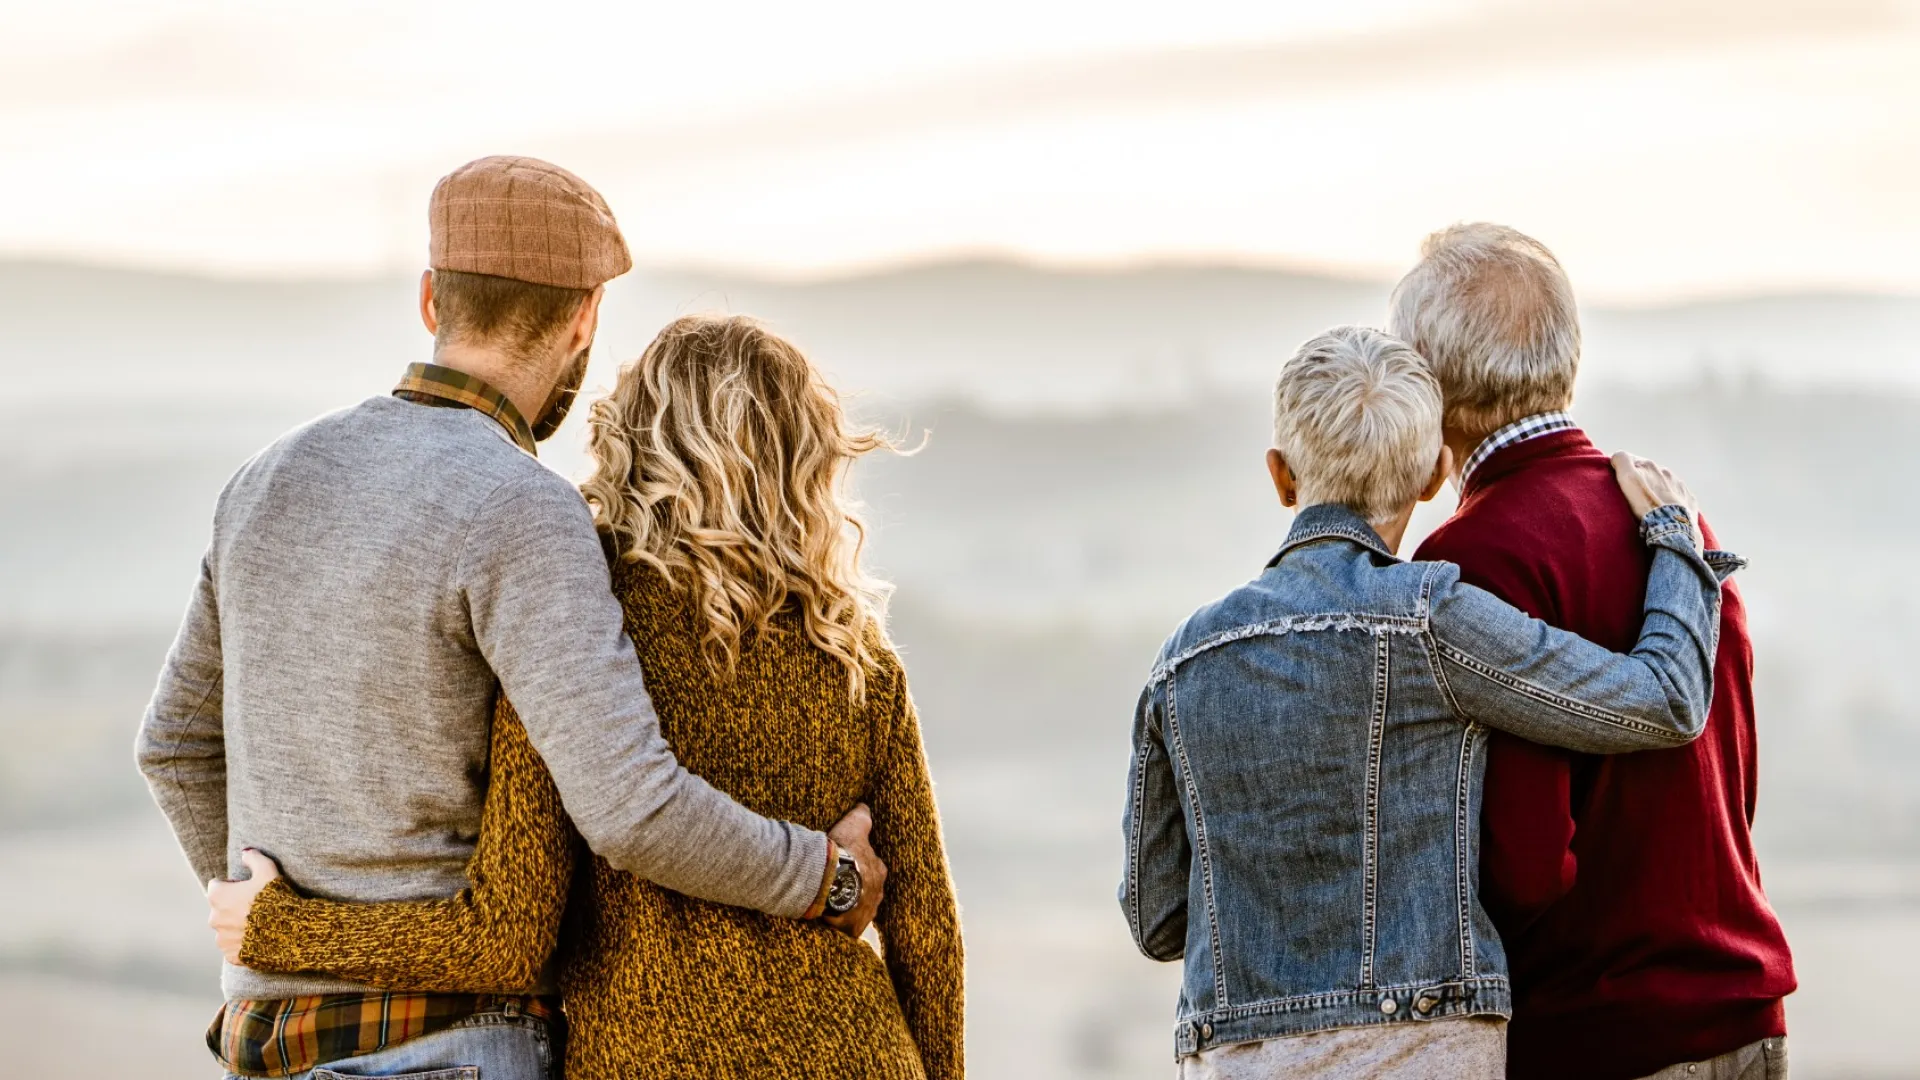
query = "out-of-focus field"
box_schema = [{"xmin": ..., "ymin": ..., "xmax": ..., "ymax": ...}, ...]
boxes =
[{"xmin": 3, "ymin": 261, "xmax": 1918, "ymax": 1076}]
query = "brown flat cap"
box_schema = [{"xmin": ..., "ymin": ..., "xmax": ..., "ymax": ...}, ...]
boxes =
[{"xmin": 429, "ymin": 156, "xmax": 633, "ymax": 290}]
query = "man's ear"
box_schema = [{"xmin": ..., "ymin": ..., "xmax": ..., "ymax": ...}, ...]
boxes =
[
  {"xmin": 567, "ymin": 286, "xmax": 605, "ymax": 354},
  {"xmin": 419, "ymin": 270, "xmax": 439, "ymax": 336},
  {"xmin": 1266, "ymin": 448, "xmax": 1300, "ymax": 508},
  {"xmin": 1419, "ymin": 445, "xmax": 1455, "ymax": 503}
]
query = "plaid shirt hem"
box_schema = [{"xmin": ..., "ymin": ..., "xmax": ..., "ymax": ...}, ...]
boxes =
[
  {"xmin": 1460, "ymin": 410, "xmax": 1577, "ymax": 487},
  {"xmin": 210, "ymin": 992, "xmax": 554, "ymax": 1078},
  {"xmin": 393, "ymin": 362, "xmax": 537, "ymax": 455}
]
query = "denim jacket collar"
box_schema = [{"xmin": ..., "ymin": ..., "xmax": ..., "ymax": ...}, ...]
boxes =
[{"xmin": 1268, "ymin": 503, "xmax": 1399, "ymax": 568}]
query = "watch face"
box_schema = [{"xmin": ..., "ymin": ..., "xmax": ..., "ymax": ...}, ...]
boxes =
[{"xmin": 827, "ymin": 857, "xmax": 861, "ymax": 914}]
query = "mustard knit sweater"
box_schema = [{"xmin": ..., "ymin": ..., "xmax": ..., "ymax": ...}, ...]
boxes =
[{"xmin": 240, "ymin": 561, "xmax": 965, "ymax": 1079}]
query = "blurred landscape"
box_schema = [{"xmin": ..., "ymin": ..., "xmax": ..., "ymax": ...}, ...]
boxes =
[{"xmin": 3, "ymin": 259, "xmax": 1918, "ymax": 1077}]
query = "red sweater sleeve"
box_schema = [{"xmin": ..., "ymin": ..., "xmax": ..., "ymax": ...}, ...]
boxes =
[{"xmin": 1415, "ymin": 525, "xmax": 1580, "ymax": 933}]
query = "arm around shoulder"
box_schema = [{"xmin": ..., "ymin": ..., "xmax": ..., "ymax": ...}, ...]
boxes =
[{"xmin": 1425, "ymin": 506, "xmax": 1730, "ymax": 754}]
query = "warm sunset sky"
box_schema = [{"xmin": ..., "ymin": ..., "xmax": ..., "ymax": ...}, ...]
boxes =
[{"xmin": 4, "ymin": 0, "xmax": 1916, "ymax": 301}]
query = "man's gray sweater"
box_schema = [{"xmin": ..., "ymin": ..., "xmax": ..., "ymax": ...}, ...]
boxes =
[{"xmin": 137, "ymin": 394, "xmax": 828, "ymax": 1000}]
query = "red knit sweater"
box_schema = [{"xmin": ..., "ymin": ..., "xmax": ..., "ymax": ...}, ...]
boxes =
[{"xmin": 1415, "ymin": 428, "xmax": 1795, "ymax": 1080}]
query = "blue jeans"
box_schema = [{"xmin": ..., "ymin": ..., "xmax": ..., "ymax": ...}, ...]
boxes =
[{"xmin": 225, "ymin": 1007, "xmax": 554, "ymax": 1080}]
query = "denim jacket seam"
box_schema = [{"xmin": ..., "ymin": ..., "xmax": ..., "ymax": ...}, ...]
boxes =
[
  {"xmin": 1163, "ymin": 678, "xmax": 1229, "ymax": 1005},
  {"xmin": 1125, "ymin": 681, "xmax": 1179, "ymax": 960},
  {"xmin": 1123, "ymin": 715, "xmax": 1153, "ymax": 955},
  {"xmin": 1189, "ymin": 974, "xmax": 1512, "ymax": 1021},
  {"xmin": 1432, "ymin": 638, "xmax": 1694, "ymax": 741},
  {"xmin": 1700, "ymin": 586, "xmax": 1724, "ymax": 704},
  {"xmin": 1638, "ymin": 503, "xmax": 1690, "ymax": 527},
  {"xmin": 1416, "ymin": 561, "xmax": 1441, "ymax": 621},
  {"xmin": 1273, "ymin": 525, "xmax": 1399, "ymax": 565},
  {"xmin": 1641, "ymin": 530, "xmax": 1730, "ymax": 713},
  {"xmin": 1416, "ymin": 562, "xmax": 1470, "ymax": 721},
  {"xmin": 1453, "ymin": 722, "xmax": 1480, "ymax": 977},
  {"xmin": 1684, "ymin": 547, "xmax": 1730, "ymax": 682},
  {"xmin": 1420, "ymin": 627, "xmax": 1469, "ymax": 724},
  {"xmin": 1418, "ymin": 620, "xmax": 1481, "ymax": 975},
  {"xmin": 1664, "ymin": 538, "xmax": 1729, "ymax": 680},
  {"xmin": 1697, "ymin": 590, "xmax": 1724, "ymax": 716},
  {"xmin": 1147, "ymin": 615, "xmax": 1423, "ymax": 688},
  {"xmin": 1642, "ymin": 521, "xmax": 1693, "ymax": 546},
  {"xmin": 1359, "ymin": 632, "xmax": 1389, "ymax": 990}
]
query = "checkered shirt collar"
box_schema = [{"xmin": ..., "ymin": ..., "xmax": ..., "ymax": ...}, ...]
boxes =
[
  {"xmin": 1460, "ymin": 410, "xmax": 1578, "ymax": 487},
  {"xmin": 393, "ymin": 363, "xmax": 537, "ymax": 455}
]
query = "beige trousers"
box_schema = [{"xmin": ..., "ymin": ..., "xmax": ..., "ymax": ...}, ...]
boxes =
[
  {"xmin": 1177, "ymin": 1017, "xmax": 1506, "ymax": 1079},
  {"xmin": 1632, "ymin": 1037, "xmax": 1788, "ymax": 1080}
]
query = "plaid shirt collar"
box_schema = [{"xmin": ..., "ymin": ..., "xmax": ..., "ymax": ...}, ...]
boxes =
[
  {"xmin": 1460, "ymin": 410, "xmax": 1578, "ymax": 488},
  {"xmin": 393, "ymin": 363, "xmax": 537, "ymax": 455}
]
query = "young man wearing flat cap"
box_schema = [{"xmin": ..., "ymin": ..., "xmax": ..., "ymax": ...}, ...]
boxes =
[{"xmin": 137, "ymin": 156, "xmax": 884, "ymax": 1080}]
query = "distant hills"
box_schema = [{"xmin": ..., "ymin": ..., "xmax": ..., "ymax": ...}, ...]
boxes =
[{"xmin": 5, "ymin": 258, "xmax": 1918, "ymax": 416}]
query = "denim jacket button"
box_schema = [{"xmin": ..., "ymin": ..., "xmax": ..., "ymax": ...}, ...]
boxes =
[
  {"xmin": 1414, "ymin": 995, "xmax": 1437, "ymax": 1014},
  {"xmin": 1200, "ymin": 1021, "xmax": 1214, "ymax": 1040},
  {"xmin": 1379, "ymin": 997, "xmax": 1398, "ymax": 1015}
]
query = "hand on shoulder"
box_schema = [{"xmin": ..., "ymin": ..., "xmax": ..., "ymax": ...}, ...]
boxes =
[{"xmin": 1610, "ymin": 452, "xmax": 1703, "ymax": 553}]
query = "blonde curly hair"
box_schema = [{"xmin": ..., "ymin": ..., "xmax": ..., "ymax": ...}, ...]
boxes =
[{"xmin": 581, "ymin": 314, "xmax": 894, "ymax": 700}]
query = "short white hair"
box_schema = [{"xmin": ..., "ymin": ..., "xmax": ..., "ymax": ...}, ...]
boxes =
[
  {"xmin": 1273, "ymin": 326, "xmax": 1443, "ymax": 526},
  {"xmin": 1386, "ymin": 223, "xmax": 1580, "ymax": 436}
]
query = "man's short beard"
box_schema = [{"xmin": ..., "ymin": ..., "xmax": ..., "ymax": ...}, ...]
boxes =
[{"xmin": 532, "ymin": 349, "xmax": 591, "ymax": 442}]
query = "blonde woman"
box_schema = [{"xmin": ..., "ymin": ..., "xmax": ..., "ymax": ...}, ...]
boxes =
[{"xmin": 218, "ymin": 315, "xmax": 964, "ymax": 1080}]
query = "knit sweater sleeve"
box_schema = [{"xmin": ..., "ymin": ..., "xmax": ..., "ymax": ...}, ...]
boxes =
[
  {"xmin": 237, "ymin": 699, "xmax": 575, "ymax": 992},
  {"xmin": 870, "ymin": 665, "xmax": 966, "ymax": 1080}
]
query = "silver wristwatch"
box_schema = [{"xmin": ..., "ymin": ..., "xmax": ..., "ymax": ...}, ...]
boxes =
[{"xmin": 824, "ymin": 850, "xmax": 862, "ymax": 916}]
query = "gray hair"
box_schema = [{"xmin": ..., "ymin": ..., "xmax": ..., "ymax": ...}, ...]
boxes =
[
  {"xmin": 1386, "ymin": 223, "xmax": 1580, "ymax": 437},
  {"xmin": 1273, "ymin": 326, "xmax": 1443, "ymax": 526}
]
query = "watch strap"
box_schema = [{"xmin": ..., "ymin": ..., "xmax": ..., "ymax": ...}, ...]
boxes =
[{"xmin": 804, "ymin": 839, "xmax": 839, "ymax": 920}]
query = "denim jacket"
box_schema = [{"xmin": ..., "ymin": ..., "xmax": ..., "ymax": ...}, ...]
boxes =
[{"xmin": 1120, "ymin": 503, "xmax": 1738, "ymax": 1059}]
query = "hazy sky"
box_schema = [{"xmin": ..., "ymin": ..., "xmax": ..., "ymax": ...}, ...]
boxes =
[{"xmin": 4, "ymin": 0, "xmax": 1917, "ymax": 301}]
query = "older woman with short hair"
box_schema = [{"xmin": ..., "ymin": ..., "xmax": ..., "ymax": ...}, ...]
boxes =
[{"xmin": 1123, "ymin": 326, "xmax": 1739, "ymax": 1078}]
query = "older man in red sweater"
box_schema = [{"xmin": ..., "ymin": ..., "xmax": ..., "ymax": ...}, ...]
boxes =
[{"xmin": 1393, "ymin": 224, "xmax": 1796, "ymax": 1080}]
